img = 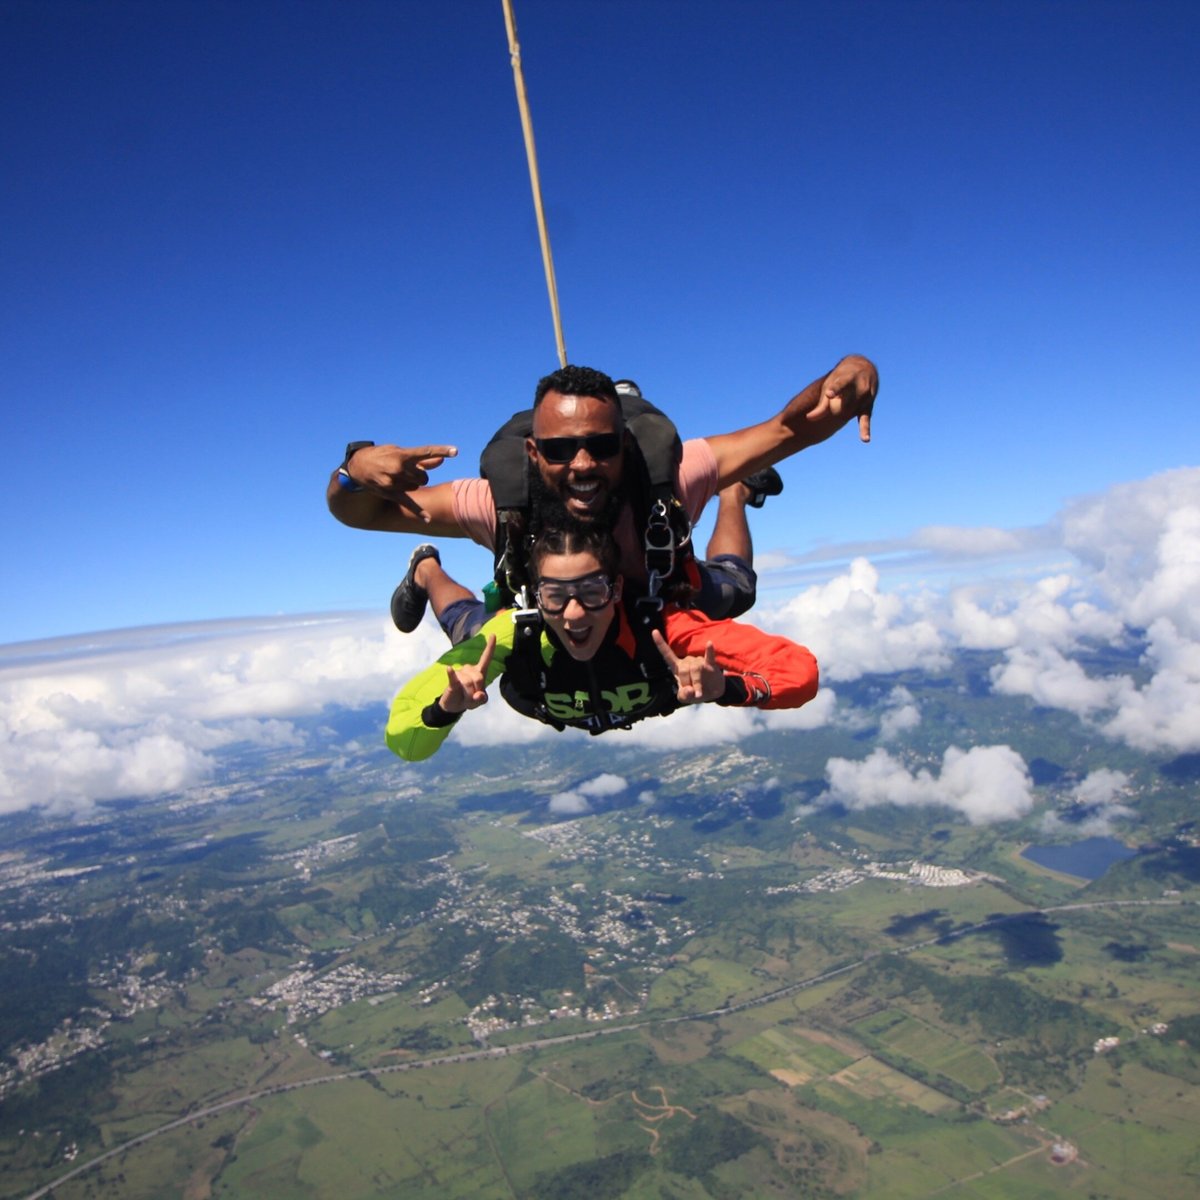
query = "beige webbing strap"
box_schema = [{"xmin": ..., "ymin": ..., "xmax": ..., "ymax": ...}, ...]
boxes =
[{"xmin": 501, "ymin": 0, "xmax": 567, "ymax": 368}]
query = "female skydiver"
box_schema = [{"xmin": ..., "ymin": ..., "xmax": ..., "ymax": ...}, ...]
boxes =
[{"xmin": 385, "ymin": 525, "xmax": 818, "ymax": 761}]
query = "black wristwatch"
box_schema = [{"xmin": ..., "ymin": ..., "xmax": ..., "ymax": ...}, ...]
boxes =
[{"xmin": 336, "ymin": 441, "xmax": 375, "ymax": 492}]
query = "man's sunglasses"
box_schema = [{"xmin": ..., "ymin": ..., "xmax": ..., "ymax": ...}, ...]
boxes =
[
  {"xmin": 534, "ymin": 433, "xmax": 622, "ymax": 464},
  {"xmin": 535, "ymin": 572, "xmax": 615, "ymax": 614}
]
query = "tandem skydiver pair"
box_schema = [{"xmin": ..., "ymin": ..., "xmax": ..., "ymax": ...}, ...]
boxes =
[{"xmin": 325, "ymin": 358, "xmax": 878, "ymax": 748}]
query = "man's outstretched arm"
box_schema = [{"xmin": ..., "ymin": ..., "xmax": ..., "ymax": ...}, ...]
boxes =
[
  {"xmin": 703, "ymin": 355, "xmax": 878, "ymax": 489},
  {"xmin": 326, "ymin": 443, "xmax": 465, "ymax": 535}
]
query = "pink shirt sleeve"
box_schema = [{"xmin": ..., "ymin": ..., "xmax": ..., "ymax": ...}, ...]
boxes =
[
  {"xmin": 675, "ymin": 438, "xmax": 719, "ymax": 523},
  {"xmin": 450, "ymin": 478, "xmax": 499, "ymax": 550}
]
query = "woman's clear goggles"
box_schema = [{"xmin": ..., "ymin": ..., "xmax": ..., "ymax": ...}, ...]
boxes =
[{"xmin": 534, "ymin": 573, "xmax": 615, "ymax": 614}]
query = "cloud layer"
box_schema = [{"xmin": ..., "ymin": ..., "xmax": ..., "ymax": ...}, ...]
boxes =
[
  {"xmin": 2, "ymin": 466, "xmax": 1197, "ymax": 818},
  {"xmin": 0, "ymin": 615, "xmax": 442, "ymax": 813},
  {"xmin": 765, "ymin": 467, "xmax": 1200, "ymax": 762}
]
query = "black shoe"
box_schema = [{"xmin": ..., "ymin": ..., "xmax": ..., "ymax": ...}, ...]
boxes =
[
  {"xmin": 391, "ymin": 544, "xmax": 440, "ymax": 632},
  {"xmin": 742, "ymin": 467, "xmax": 783, "ymax": 508}
]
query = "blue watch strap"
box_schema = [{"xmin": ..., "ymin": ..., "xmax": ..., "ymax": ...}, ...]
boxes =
[{"xmin": 336, "ymin": 467, "xmax": 364, "ymax": 493}]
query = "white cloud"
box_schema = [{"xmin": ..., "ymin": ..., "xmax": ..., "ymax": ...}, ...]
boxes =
[
  {"xmin": 762, "ymin": 558, "xmax": 948, "ymax": 682},
  {"xmin": 759, "ymin": 685, "xmax": 838, "ymax": 733},
  {"xmin": 822, "ymin": 745, "xmax": 1035, "ymax": 825},
  {"xmin": 915, "ymin": 526, "xmax": 1025, "ymax": 556},
  {"xmin": 1124, "ymin": 505, "xmax": 1200, "ymax": 638},
  {"xmin": 989, "ymin": 645, "xmax": 1121, "ymax": 715},
  {"xmin": 548, "ymin": 790, "xmax": 591, "ymax": 815},
  {"xmin": 578, "ymin": 774, "xmax": 628, "ymax": 797},
  {"xmin": 948, "ymin": 593, "xmax": 1021, "ymax": 651},
  {"xmin": 0, "ymin": 726, "xmax": 215, "ymax": 817},
  {"xmin": 1060, "ymin": 467, "xmax": 1200, "ymax": 635},
  {"xmin": 753, "ymin": 550, "xmax": 793, "ymax": 571},
  {"xmin": 751, "ymin": 469, "xmax": 1200, "ymax": 761},
  {"xmin": 615, "ymin": 699, "xmax": 760, "ymax": 750},
  {"xmin": 879, "ymin": 686, "xmax": 921, "ymax": 741},
  {"xmin": 950, "ymin": 574, "xmax": 1122, "ymax": 654},
  {"xmin": 0, "ymin": 614, "xmax": 443, "ymax": 813},
  {"xmin": 451, "ymin": 687, "xmax": 562, "ymax": 749},
  {"xmin": 0, "ymin": 602, "xmax": 844, "ymax": 813},
  {"xmin": 1038, "ymin": 806, "xmax": 1134, "ymax": 839},
  {"xmin": 749, "ymin": 467, "xmax": 1200, "ymax": 757},
  {"xmin": 985, "ymin": 468, "xmax": 1200, "ymax": 752},
  {"xmin": 1098, "ymin": 618, "xmax": 1200, "ymax": 752},
  {"xmin": 1038, "ymin": 768, "xmax": 1134, "ymax": 838},
  {"xmin": 754, "ymin": 522, "xmax": 1065, "ymax": 594},
  {"xmin": 1071, "ymin": 768, "xmax": 1130, "ymax": 808}
]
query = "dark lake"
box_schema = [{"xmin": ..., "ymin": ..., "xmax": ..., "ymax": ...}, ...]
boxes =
[{"xmin": 1021, "ymin": 836, "xmax": 1137, "ymax": 880}]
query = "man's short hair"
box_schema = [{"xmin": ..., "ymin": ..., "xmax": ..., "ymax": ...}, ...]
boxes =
[
  {"xmin": 533, "ymin": 365, "xmax": 621, "ymax": 410},
  {"xmin": 531, "ymin": 524, "xmax": 621, "ymax": 583}
]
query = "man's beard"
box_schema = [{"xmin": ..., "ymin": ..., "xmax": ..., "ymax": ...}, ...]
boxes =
[{"xmin": 529, "ymin": 468, "xmax": 624, "ymax": 533}]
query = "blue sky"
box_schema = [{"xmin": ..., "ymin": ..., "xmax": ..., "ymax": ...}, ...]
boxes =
[{"xmin": 3, "ymin": 0, "xmax": 1198, "ymax": 646}]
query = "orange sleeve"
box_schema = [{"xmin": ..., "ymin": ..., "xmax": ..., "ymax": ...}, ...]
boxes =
[{"xmin": 662, "ymin": 607, "xmax": 818, "ymax": 710}]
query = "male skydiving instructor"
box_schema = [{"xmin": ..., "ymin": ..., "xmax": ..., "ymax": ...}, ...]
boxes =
[{"xmin": 328, "ymin": 357, "xmax": 878, "ymax": 622}]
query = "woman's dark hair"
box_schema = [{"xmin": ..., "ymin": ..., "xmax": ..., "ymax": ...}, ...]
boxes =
[{"xmin": 530, "ymin": 524, "xmax": 620, "ymax": 582}]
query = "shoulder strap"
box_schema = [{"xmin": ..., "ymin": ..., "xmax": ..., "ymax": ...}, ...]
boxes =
[
  {"xmin": 625, "ymin": 408, "xmax": 679, "ymax": 491},
  {"xmin": 627, "ymin": 601, "xmax": 673, "ymax": 691},
  {"xmin": 498, "ymin": 610, "xmax": 566, "ymax": 731},
  {"xmin": 479, "ymin": 409, "xmax": 532, "ymax": 510}
]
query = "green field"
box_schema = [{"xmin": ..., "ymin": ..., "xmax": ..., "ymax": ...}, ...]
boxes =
[
  {"xmin": 854, "ymin": 1008, "xmax": 1001, "ymax": 1092},
  {"xmin": 732, "ymin": 1025, "xmax": 858, "ymax": 1083},
  {"xmin": 2, "ymin": 709, "xmax": 1200, "ymax": 1199}
]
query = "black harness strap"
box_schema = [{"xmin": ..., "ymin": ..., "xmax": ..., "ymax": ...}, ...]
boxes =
[{"xmin": 499, "ymin": 603, "xmax": 676, "ymax": 735}]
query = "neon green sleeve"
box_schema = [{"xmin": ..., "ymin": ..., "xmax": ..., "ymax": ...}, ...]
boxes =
[{"xmin": 385, "ymin": 613, "xmax": 516, "ymax": 762}]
